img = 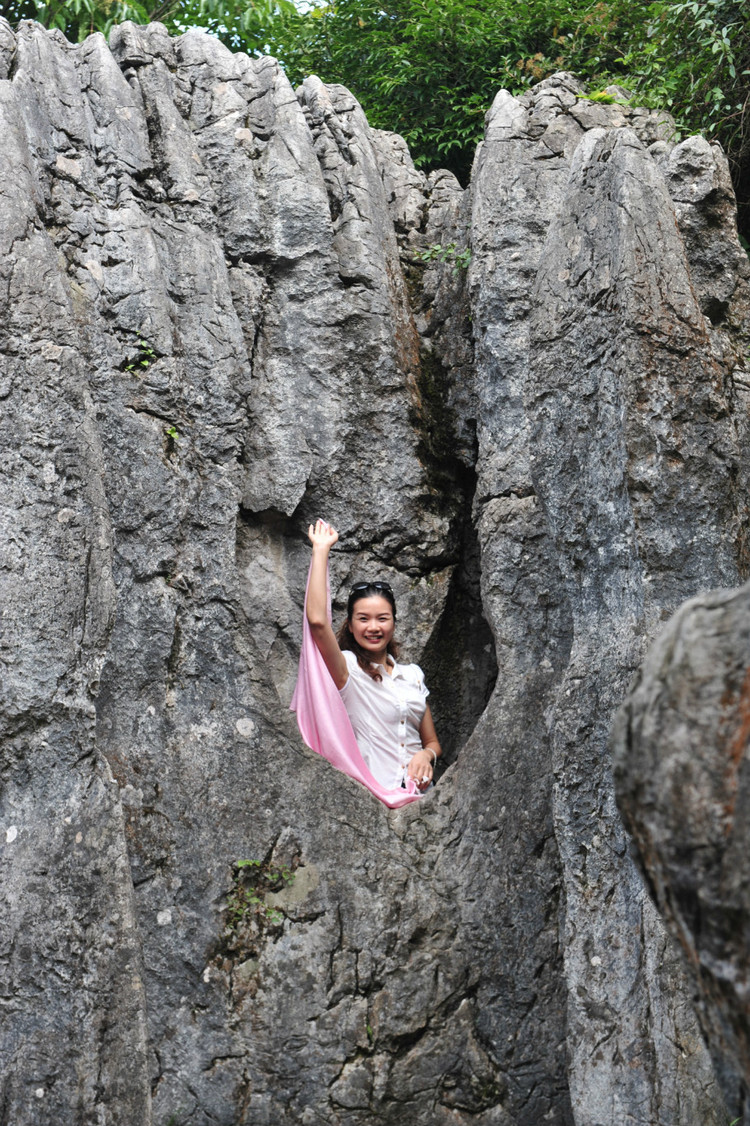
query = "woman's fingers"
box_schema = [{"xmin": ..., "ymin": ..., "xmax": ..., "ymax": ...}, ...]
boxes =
[
  {"xmin": 407, "ymin": 755, "xmax": 433, "ymax": 788},
  {"xmin": 308, "ymin": 519, "xmax": 338, "ymax": 545}
]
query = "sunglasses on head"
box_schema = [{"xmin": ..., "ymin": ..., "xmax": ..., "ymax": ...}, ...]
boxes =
[{"xmin": 350, "ymin": 581, "xmax": 394, "ymax": 595}]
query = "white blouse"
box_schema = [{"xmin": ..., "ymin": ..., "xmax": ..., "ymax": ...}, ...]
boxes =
[{"xmin": 339, "ymin": 649, "xmax": 429, "ymax": 790}]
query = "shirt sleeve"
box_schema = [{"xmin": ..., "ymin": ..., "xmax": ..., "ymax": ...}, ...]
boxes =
[{"xmin": 339, "ymin": 649, "xmax": 359, "ymax": 697}]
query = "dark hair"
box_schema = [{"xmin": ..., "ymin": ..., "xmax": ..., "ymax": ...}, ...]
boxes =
[{"xmin": 337, "ymin": 582, "xmax": 399, "ymax": 681}]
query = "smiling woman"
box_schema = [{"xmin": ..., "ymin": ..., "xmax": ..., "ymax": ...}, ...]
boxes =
[{"xmin": 300, "ymin": 519, "xmax": 441, "ymax": 797}]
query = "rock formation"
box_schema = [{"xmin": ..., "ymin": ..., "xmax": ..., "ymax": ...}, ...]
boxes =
[
  {"xmin": 614, "ymin": 581, "xmax": 750, "ymax": 1115},
  {"xmin": 0, "ymin": 17, "xmax": 748, "ymax": 1126}
]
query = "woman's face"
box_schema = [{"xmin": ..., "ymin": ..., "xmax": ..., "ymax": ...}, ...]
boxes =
[{"xmin": 348, "ymin": 595, "xmax": 395, "ymax": 656}]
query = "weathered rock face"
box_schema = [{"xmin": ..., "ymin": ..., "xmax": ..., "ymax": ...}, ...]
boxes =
[
  {"xmin": 613, "ymin": 581, "xmax": 750, "ymax": 1112},
  {"xmin": 0, "ymin": 20, "xmax": 748, "ymax": 1126}
]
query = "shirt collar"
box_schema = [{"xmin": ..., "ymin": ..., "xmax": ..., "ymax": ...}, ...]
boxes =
[{"xmin": 374, "ymin": 656, "xmax": 405, "ymax": 679}]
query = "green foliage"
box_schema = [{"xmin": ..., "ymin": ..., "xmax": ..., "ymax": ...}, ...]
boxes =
[
  {"xmin": 124, "ymin": 338, "xmax": 156, "ymax": 371},
  {"xmin": 0, "ymin": 0, "xmax": 297, "ymax": 44},
  {"xmin": 163, "ymin": 1112, "xmax": 189, "ymax": 1126},
  {"xmin": 580, "ymin": 89, "xmax": 619, "ymax": 103},
  {"xmin": 418, "ymin": 241, "xmax": 471, "ymax": 275},
  {"xmin": 1, "ymin": 0, "xmax": 151, "ymax": 40},
  {"xmin": 243, "ymin": 0, "xmax": 749, "ymax": 207},
  {"xmin": 225, "ymin": 857, "xmax": 295, "ymax": 933},
  {"xmin": 621, "ymin": 1, "xmax": 750, "ymax": 234},
  {"xmin": 256, "ymin": 0, "xmax": 571, "ymax": 182},
  {"xmin": 618, "ymin": 2, "xmax": 749, "ymax": 157}
]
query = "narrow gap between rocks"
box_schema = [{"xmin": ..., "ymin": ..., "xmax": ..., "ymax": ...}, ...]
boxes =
[
  {"xmin": 407, "ymin": 332, "xmax": 498, "ymax": 771},
  {"xmin": 420, "ymin": 481, "xmax": 497, "ymax": 771}
]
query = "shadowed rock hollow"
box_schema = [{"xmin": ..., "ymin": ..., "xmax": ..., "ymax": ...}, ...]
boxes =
[{"xmin": 0, "ymin": 17, "xmax": 749, "ymax": 1126}]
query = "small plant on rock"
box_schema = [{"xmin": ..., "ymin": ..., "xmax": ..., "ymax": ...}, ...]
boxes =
[
  {"xmin": 225, "ymin": 858, "xmax": 296, "ymax": 938},
  {"xmin": 124, "ymin": 338, "xmax": 157, "ymax": 371},
  {"xmin": 581, "ymin": 89, "xmax": 619, "ymax": 103},
  {"xmin": 210, "ymin": 855, "xmax": 299, "ymax": 999},
  {"xmin": 417, "ymin": 242, "xmax": 472, "ymax": 276}
]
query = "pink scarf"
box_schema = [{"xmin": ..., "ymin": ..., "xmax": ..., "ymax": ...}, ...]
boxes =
[{"xmin": 291, "ymin": 563, "xmax": 422, "ymax": 808}]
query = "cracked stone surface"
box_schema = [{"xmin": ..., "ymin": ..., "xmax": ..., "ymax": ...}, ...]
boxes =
[
  {"xmin": 614, "ymin": 581, "xmax": 750, "ymax": 1115},
  {"xmin": 0, "ymin": 24, "xmax": 749, "ymax": 1126}
]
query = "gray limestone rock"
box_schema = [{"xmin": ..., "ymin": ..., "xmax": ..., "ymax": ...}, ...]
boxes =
[
  {"xmin": 460, "ymin": 76, "xmax": 747, "ymax": 1126},
  {"xmin": 0, "ymin": 19, "xmax": 749, "ymax": 1126},
  {"xmin": 613, "ymin": 582, "xmax": 750, "ymax": 1114},
  {"xmin": 526, "ymin": 121, "xmax": 741, "ymax": 1126}
]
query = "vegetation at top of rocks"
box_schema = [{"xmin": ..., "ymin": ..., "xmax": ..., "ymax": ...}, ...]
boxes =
[
  {"xmin": 243, "ymin": 0, "xmax": 748, "ymax": 232},
  {"xmin": 0, "ymin": 0, "xmax": 296, "ymax": 43},
  {"xmin": 0, "ymin": 0, "xmax": 747, "ymax": 233},
  {"xmin": 580, "ymin": 89, "xmax": 620, "ymax": 103}
]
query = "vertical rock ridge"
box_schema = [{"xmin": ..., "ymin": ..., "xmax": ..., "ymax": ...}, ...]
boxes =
[
  {"xmin": 0, "ymin": 23, "xmax": 153, "ymax": 1124},
  {"xmin": 464, "ymin": 73, "xmax": 747, "ymax": 1124},
  {"xmin": 613, "ymin": 582, "xmax": 750, "ymax": 1120},
  {"xmin": 529, "ymin": 123, "xmax": 739, "ymax": 1125}
]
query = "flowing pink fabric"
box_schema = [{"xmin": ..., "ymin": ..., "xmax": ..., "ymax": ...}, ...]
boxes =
[{"xmin": 291, "ymin": 562, "xmax": 422, "ymax": 808}]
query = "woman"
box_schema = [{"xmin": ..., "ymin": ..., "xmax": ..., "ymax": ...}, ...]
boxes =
[{"xmin": 305, "ymin": 519, "xmax": 441, "ymax": 793}]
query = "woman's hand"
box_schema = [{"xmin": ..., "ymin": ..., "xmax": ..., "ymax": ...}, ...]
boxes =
[
  {"xmin": 407, "ymin": 749, "xmax": 435, "ymax": 791},
  {"xmin": 411, "ymin": 708, "xmax": 441, "ymax": 791},
  {"xmin": 308, "ymin": 519, "xmax": 339, "ymax": 551}
]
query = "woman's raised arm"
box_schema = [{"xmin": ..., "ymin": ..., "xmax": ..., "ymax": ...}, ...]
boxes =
[{"xmin": 306, "ymin": 520, "xmax": 348, "ymax": 689}]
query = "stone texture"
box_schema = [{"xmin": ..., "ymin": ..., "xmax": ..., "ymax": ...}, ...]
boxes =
[
  {"xmin": 613, "ymin": 582, "xmax": 750, "ymax": 1115},
  {"xmin": 461, "ymin": 76, "xmax": 748, "ymax": 1126},
  {"xmin": 527, "ymin": 121, "xmax": 742, "ymax": 1125},
  {"xmin": 0, "ymin": 19, "xmax": 749, "ymax": 1126}
]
